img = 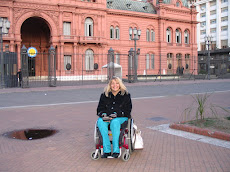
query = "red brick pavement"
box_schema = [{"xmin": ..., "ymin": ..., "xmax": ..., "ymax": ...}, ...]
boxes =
[{"xmin": 0, "ymin": 79, "xmax": 230, "ymax": 172}]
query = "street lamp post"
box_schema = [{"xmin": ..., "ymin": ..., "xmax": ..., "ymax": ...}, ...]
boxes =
[
  {"xmin": 205, "ymin": 35, "xmax": 212, "ymax": 80},
  {"xmin": 0, "ymin": 17, "xmax": 10, "ymax": 88},
  {"xmin": 129, "ymin": 28, "xmax": 141, "ymax": 82}
]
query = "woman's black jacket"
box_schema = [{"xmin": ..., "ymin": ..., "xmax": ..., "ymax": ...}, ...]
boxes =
[{"xmin": 97, "ymin": 91, "xmax": 132, "ymax": 118}]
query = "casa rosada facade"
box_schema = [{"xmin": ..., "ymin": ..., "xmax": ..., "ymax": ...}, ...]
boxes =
[{"xmin": 0, "ymin": 0, "xmax": 198, "ymax": 80}]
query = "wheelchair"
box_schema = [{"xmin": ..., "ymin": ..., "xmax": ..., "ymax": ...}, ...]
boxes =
[{"xmin": 91, "ymin": 118, "xmax": 135, "ymax": 161}]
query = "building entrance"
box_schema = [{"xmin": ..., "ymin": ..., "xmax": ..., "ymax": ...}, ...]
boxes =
[{"xmin": 21, "ymin": 17, "xmax": 51, "ymax": 77}]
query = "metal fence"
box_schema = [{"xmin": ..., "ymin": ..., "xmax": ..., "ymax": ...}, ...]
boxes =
[
  {"xmin": 0, "ymin": 51, "xmax": 18, "ymax": 88},
  {"xmin": 1, "ymin": 47, "xmax": 230, "ymax": 88}
]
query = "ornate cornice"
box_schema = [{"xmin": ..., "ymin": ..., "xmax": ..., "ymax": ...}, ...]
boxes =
[
  {"xmin": 13, "ymin": 8, "xmax": 31, "ymax": 25},
  {"xmin": 158, "ymin": 16, "xmax": 198, "ymax": 24},
  {"xmin": 107, "ymin": 9, "xmax": 158, "ymax": 20},
  {"xmin": 13, "ymin": 3, "xmax": 59, "ymax": 27},
  {"xmin": 59, "ymin": 6, "xmax": 75, "ymax": 12},
  {"xmin": 13, "ymin": 2, "xmax": 58, "ymax": 11},
  {"xmin": 160, "ymin": 6, "xmax": 191, "ymax": 15}
]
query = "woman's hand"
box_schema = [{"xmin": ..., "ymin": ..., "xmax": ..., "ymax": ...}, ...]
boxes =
[
  {"xmin": 109, "ymin": 113, "xmax": 117, "ymax": 118},
  {"xmin": 102, "ymin": 116, "xmax": 111, "ymax": 122},
  {"xmin": 101, "ymin": 114, "xmax": 111, "ymax": 122},
  {"xmin": 101, "ymin": 113, "xmax": 107, "ymax": 117}
]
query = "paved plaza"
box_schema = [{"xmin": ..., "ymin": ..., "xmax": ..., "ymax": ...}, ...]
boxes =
[{"xmin": 0, "ymin": 80, "xmax": 230, "ymax": 172}]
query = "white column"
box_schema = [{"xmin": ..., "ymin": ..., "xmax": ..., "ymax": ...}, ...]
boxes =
[
  {"xmin": 206, "ymin": 1, "xmax": 210, "ymax": 37},
  {"xmin": 216, "ymin": 0, "xmax": 221, "ymax": 49},
  {"xmin": 228, "ymin": 0, "xmax": 230, "ymax": 46}
]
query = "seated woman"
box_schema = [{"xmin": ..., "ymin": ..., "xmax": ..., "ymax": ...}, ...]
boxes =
[{"xmin": 97, "ymin": 76, "xmax": 132, "ymax": 158}]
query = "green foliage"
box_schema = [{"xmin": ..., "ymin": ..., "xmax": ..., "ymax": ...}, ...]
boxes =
[
  {"xmin": 192, "ymin": 93, "xmax": 211, "ymax": 120},
  {"xmin": 182, "ymin": 93, "xmax": 230, "ymax": 122}
]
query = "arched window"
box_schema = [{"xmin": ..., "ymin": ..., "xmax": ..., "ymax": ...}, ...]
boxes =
[
  {"xmin": 115, "ymin": 53, "xmax": 120, "ymax": 64},
  {"xmin": 146, "ymin": 54, "xmax": 155, "ymax": 69},
  {"xmin": 167, "ymin": 53, "xmax": 173, "ymax": 70},
  {"xmin": 176, "ymin": 53, "xmax": 182, "ymax": 74},
  {"xmin": 110, "ymin": 26, "xmax": 114, "ymax": 39},
  {"xmin": 176, "ymin": 29, "xmax": 181, "ymax": 43},
  {"xmin": 185, "ymin": 54, "xmax": 190, "ymax": 70},
  {"xmin": 63, "ymin": 22, "xmax": 71, "ymax": 36},
  {"xmin": 166, "ymin": 28, "xmax": 171, "ymax": 43},
  {"xmin": 85, "ymin": 18, "xmax": 93, "ymax": 37},
  {"xmin": 129, "ymin": 51, "xmax": 139, "ymax": 69},
  {"xmin": 176, "ymin": 53, "xmax": 182, "ymax": 59},
  {"xmin": 184, "ymin": 30, "xmax": 189, "ymax": 44},
  {"xmin": 115, "ymin": 27, "xmax": 120, "ymax": 40},
  {"xmin": 151, "ymin": 30, "xmax": 155, "ymax": 42},
  {"xmin": 85, "ymin": 49, "xmax": 94, "ymax": 70},
  {"xmin": 146, "ymin": 54, "xmax": 150, "ymax": 69},
  {"xmin": 64, "ymin": 55, "xmax": 71, "ymax": 70},
  {"xmin": 146, "ymin": 29, "xmax": 150, "ymax": 42},
  {"xmin": 176, "ymin": 1, "xmax": 180, "ymax": 7},
  {"xmin": 151, "ymin": 54, "xmax": 154, "ymax": 69}
]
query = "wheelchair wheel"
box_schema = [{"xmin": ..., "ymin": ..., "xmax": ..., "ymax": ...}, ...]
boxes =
[
  {"xmin": 94, "ymin": 122, "xmax": 99, "ymax": 144},
  {"xmin": 91, "ymin": 150, "xmax": 101, "ymax": 160},
  {"xmin": 121, "ymin": 151, "xmax": 130, "ymax": 162},
  {"xmin": 128, "ymin": 119, "xmax": 135, "ymax": 154}
]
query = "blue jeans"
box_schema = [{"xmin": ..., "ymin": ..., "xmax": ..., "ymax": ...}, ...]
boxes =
[{"xmin": 97, "ymin": 117, "xmax": 128, "ymax": 153}]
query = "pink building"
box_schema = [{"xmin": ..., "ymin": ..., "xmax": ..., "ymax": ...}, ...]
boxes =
[{"xmin": 0, "ymin": 0, "xmax": 198, "ymax": 82}]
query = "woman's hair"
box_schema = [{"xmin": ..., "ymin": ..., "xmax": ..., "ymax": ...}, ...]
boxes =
[{"xmin": 104, "ymin": 76, "xmax": 128, "ymax": 97}]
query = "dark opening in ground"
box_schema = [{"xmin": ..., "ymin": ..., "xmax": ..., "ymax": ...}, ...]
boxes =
[
  {"xmin": 147, "ymin": 117, "xmax": 168, "ymax": 121},
  {"xmin": 4, "ymin": 129, "xmax": 57, "ymax": 140}
]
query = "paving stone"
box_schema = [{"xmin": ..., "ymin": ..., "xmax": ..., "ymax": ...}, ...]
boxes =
[{"xmin": 0, "ymin": 79, "xmax": 230, "ymax": 171}]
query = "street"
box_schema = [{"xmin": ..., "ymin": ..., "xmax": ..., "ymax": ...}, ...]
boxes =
[{"xmin": 0, "ymin": 79, "xmax": 230, "ymax": 171}]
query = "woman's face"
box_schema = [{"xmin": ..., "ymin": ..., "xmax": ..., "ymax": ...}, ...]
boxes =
[{"xmin": 110, "ymin": 79, "xmax": 120, "ymax": 93}]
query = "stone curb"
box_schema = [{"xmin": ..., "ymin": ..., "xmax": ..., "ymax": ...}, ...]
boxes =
[{"xmin": 169, "ymin": 123, "xmax": 230, "ymax": 141}]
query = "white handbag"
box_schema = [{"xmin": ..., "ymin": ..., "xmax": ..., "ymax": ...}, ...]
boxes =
[{"xmin": 133, "ymin": 124, "xmax": 144, "ymax": 149}]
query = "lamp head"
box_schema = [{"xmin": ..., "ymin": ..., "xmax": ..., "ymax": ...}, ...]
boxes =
[
  {"xmin": 129, "ymin": 28, "xmax": 132, "ymax": 36},
  {"xmin": 138, "ymin": 29, "xmax": 141, "ymax": 36},
  {"xmin": 6, "ymin": 20, "xmax": 10, "ymax": 29},
  {"xmin": 205, "ymin": 35, "xmax": 212, "ymax": 42},
  {"xmin": 133, "ymin": 28, "xmax": 137, "ymax": 36}
]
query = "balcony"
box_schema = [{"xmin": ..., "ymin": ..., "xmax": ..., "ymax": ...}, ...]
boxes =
[
  {"xmin": 220, "ymin": 31, "xmax": 228, "ymax": 36},
  {"xmin": 210, "ymin": 23, "xmax": 217, "ymax": 28},
  {"xmin": 60, "ymin": 35, "xmax": 76, "ymax": 42},
  {"xmin": 63, "ymin": 35, "xmax": 74, "ymax": 39},
  {"xmin": 210, "ymin": 6, "xmax": 216, "ymax": 11},
  {"xmin": 200, "ymin": 17, "xmax": 206, "ymax": 22},
  {"xmin": 221, "ymin": 2, "xmax": 228, "ymax": 8},
  {"xmin": 2, "ymin": 33, "xmax": 13, "ymax": 41},
  {"xmin": 221, "ymin": 21, "xmax": 228, "ymax": 26},
  {"xmin": 221, "ymin": 11, "xmax": 228, "ymax": 17},
  {"xmin": 210, "ymin": 14, "xmax": 217, "ymax": 20},
  {"xmin": 78, "ymin": 36, "xmax": 105, "ymax": 45}
]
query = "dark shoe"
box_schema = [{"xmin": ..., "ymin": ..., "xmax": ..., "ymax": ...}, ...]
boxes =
[
  {"xmin": 112, "ymin": 153, "xmax": 119, "ymax": 158},
  {"xmin": 102, "ymin": 152, "xmax": 111, "ymax": 158}
]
